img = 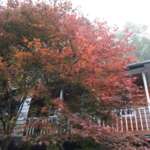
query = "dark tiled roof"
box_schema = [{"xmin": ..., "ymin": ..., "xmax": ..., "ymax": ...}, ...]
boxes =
[{"xmin": 127, "ymin": 60, "xmax": 150, "ymax": 70}]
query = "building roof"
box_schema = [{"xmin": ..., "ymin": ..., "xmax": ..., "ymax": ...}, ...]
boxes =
[
  {"xmin": 127, "ymin": 60, "xmax": 150, "ymax": 75},
  {"xmin": 127, "ymin": 60, "xmax": 150, "ymax": 70}
]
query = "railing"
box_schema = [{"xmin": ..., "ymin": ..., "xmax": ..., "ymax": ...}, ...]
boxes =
[
  {"xmin": 13, "ymin": 115, "xmax": 71, "ymax": 137},
  {"xmin": 115, "ymin": 106, "xmax": 150, "ymax": 132},
  {"xmin": 11, "ymin": 106, "xmax": 150, "ymax": 137}
]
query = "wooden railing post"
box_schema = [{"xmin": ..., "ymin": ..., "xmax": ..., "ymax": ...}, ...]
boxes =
[
  {"xmin": 138, "ymin": 108, "xmax": 144, "ymax": 131},
  {"xmin": 144, "ymin": 107, "xmax": 149, "ymax": 130},
  {"xmin": 130, "ymin": 115, "xmax": 133, "ymax": 131},
  {"xmin": 134, "ymin": 109, "xmax": 138, "ymax": 131}
]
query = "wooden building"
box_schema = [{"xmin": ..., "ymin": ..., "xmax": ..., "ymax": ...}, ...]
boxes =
[{"xmin": 115, "ymin": 60, "xmax": 150, "ymax": 132}]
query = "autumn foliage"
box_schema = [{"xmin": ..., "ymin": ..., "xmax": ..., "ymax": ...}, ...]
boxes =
[{"xmin": 0, "ymin": 0, "xmax": 140, "ymax": 141}]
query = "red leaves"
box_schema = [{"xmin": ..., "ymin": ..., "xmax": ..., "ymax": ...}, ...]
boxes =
[
  {"xmin": 67, "ymin": 113, "xmax": 115, "ymax": 142},
  {"xmin": 11, "ymin": 7, "xmax": 138, "ymax": 104},
  {"xmin": 0, "ymin": 0, "xmax": 142, "ymax": 142},
  {"xmin": 52, "ymin": 98, "xmax": 65, "ymax": 111}
]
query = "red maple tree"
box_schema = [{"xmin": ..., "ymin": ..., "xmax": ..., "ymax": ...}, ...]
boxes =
[{"xmin": 0, "ymin": 0, "xmax": 141, "ymax": 143}]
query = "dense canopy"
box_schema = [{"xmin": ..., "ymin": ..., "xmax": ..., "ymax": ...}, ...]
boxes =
[{"xmin": 0, "ymin": 0, "xmax": 141, "ymax": 141}]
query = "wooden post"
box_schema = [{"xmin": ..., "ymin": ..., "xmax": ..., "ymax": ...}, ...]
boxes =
[
  {"xmin": 125, "ymin": 109, "xmax": 128, "ymax": 132},
  {"xmin": 97, "ymin": 118, "xmax": 101, "ymax": 126},
  {"xmin": 142, "ymin": 72, "xmax": 150, "ymax": 106},
  {"xmin": 120, "ymin": 115, "xmax": 123, "ymax": 132},
  {"xmin": 59, "ymin": 89, "xmax": 64, "ymax": 100},
  {"xmin": 134, "ymin": 110, "xmax": 138, "ymax": 131},
  {"xmin": 130, "ymin": 115, "xmax": 133, "ymax": 131},
  {"xmin": 138, "ymin": 108, "xmax": 144, "ymax": 130},
  {"xmin": 144, "ymin": 107, "xmax": 149, "ymax": 130},
  {"xmin": 103, "ymin": 121, "xmax": 105, "ymax": 127},
  {"xmin": 116, "ymin": 117, "xmax": 119, "ymax": 132}
]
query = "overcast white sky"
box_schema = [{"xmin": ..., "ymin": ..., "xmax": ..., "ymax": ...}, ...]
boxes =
[{"xmin": 72, "ymin": 0, "xmax": 150, "ymax": 29}]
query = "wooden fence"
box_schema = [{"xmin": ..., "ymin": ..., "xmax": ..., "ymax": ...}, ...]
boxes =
[
  {"xmin": 13, "ymin": 115, "xmax": 71, "ymax": 137},
  {"xmin": 11, "ymin": 106, "xmax": 150, "ymax": 137},
  {"xmin": 115, "ymin": 106, "xmax": 150, "ymax": 132}
]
